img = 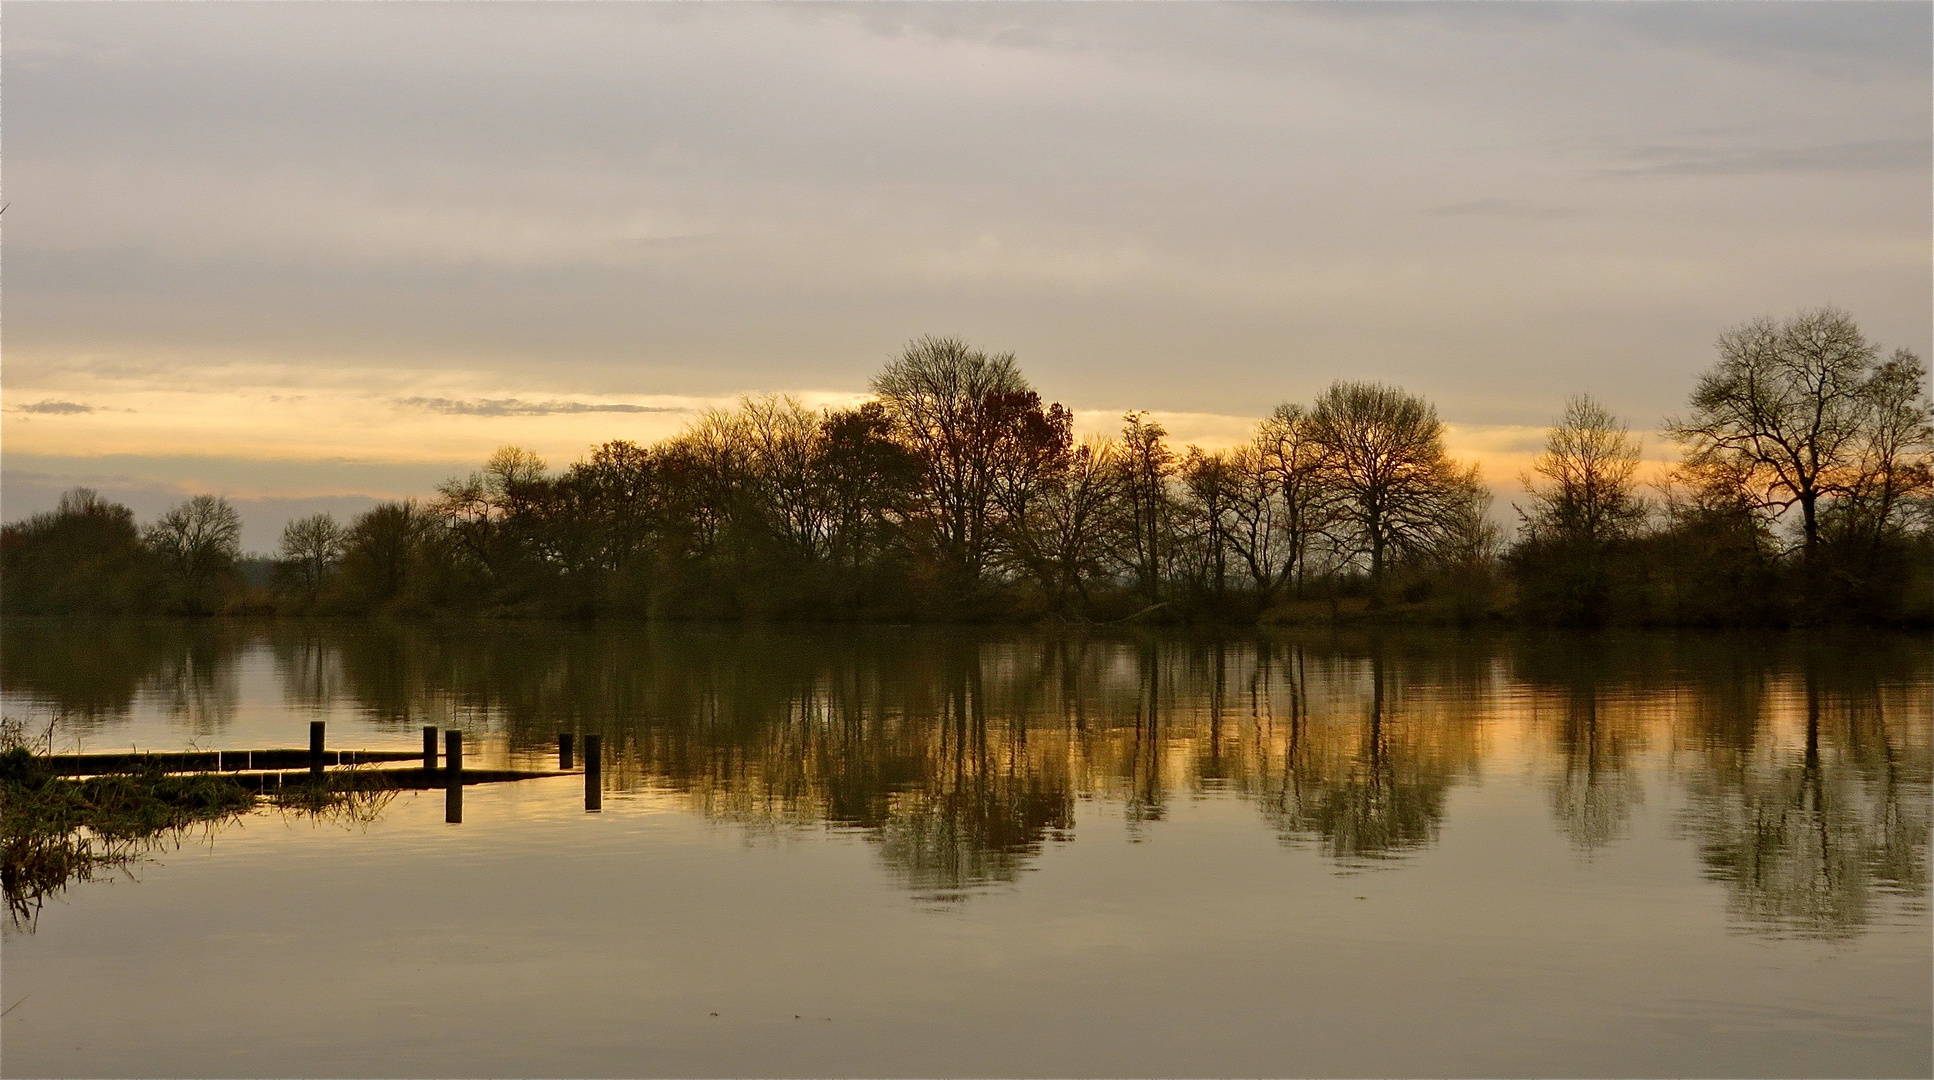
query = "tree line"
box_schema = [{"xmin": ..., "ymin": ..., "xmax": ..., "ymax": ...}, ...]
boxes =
[{"xmin": 5, "ymin": 308, "xmax": 1929, "ymax": 625}]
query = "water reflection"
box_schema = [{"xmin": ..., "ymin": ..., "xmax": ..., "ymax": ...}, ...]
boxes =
[
  {"xmin": 1676, "ymin": 645, "xmax": 1932, "ymax": 939},
  {"xmin": 0, "ymin": 621, "xmax": 245, "ymax": 732},
  {"xmin": 2, "ymin": 619, "xmax": 1927, "ymax": 931},
  {"xmin": 1514, "ymin": 637, "xmax": 1650, "ymax": 851}
]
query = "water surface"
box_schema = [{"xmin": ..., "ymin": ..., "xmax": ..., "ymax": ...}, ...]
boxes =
[{"xmin": 2, "ymin": 621, "xmax": 1928, "ymax": 1078}]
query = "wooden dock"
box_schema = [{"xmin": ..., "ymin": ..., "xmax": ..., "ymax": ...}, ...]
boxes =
[
  {"xmin": 43, "ymin": 749, "xmax": 423, "ymax": 776},
  {"xmin": 224, "ymin": 766, "xmax": 569, "ymax": 791},
  {"xmin": 31, "ymin": 723, "xmax": 599, "ymax": 822}
]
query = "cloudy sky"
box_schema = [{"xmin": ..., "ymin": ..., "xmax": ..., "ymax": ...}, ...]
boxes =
[{"xmin": 4, "ymin": 2, "xmax": 1928, "ymax": 550}]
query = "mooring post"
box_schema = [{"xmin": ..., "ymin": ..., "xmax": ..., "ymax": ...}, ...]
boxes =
[
  {"xmin": 310, "ymin": 720, "xmax": 325, "ymax": 781},
  {"xmin": 423, "ymin": 726, "xmax": 439, "ymax": 772},
  {"xmin": 584, "ymin": 733, "xmax": 601, "ymax": 812},
  {"xmin": 559, "ymin": 732, "xmax": 574, "ymax": 770},
  {"xmin": 445, "ymin": 729, "xmax": 463, "ymax": 823}
]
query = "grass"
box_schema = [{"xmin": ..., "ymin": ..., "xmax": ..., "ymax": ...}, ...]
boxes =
[{"xmin": 1, "ymin": 718, "xmax": 397, "ymax": 926}]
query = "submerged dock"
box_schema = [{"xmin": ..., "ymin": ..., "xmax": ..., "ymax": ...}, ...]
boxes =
[
  {"xmin": 31, "ymin": 721, "xmax": 600, "ymax": 821},
  {"xmin": 43, "ymin": 748, "xmax": 423, "ymax": 775}
]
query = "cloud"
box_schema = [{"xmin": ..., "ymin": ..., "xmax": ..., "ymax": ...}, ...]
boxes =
[
  {"xmin": 1608, "ymin": 139, "xmax": 1928, "ymax": 178},
  {"xmin": 12, "ymin": 399, "xmax": 98, "ymax": 414},
  {"xmin": 395, "ymin": 397, "xmax": 689, "ymax": 417},
  {"xmin": 2, "ymin": 2, "xmax": 1926, "ymax": 445},
  {"xmin": 1426, "ymin": 199, "xmax": 1579, "ymax": 220}
]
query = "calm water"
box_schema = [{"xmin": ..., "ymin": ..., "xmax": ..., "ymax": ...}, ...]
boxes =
[{"xmin": 2, "ymin": 620, "xmax": 1928, "ymax": 1079}]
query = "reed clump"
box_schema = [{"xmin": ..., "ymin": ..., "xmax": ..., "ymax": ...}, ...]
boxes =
[
  {"xmin": 1, "ymin": 720, "xmax": 398, "ymax": 925},
  {"xmin": 264, "ymin": 765, "xmax": 399, "ymax": 824}
]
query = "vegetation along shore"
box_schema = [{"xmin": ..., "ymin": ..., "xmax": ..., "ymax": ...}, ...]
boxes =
[{"xmin": 5, "ymin": 308, "xmax": 1929, "ymax": 627}]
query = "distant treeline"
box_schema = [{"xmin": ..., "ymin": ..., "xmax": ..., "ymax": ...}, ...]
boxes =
[{"xmin": 6, "ymin": 308, "xmax": 1930, "ymax": 626}]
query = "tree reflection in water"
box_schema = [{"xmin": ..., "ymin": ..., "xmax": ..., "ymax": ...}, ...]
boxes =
[
  {"xmin": 1252, "ymin": 647, "xmax": 1474, "ymax": 864},
  {"xmin": 1, "ymin": 621, "xmax": 1926, "ymax": 933},
  {"xmin": 1515, "ymin": 636, "xmax": 1650, "ymax": 852},
  {"xmin": 1, "ymin": 620, "xmax": 245, "ymax": 736},
  {"xmin": 1677, "ymin": 640, "xmax": 1931, "ymax": 939}
]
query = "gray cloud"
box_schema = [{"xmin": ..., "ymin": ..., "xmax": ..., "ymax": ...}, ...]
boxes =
[
  {"xmin": 1609, "ymin": 139, "xmax": 1929, "ymax": 178},
  {"xmin": 1, "ymin": 2, "xmax": 1926, "ymax": 441},
  {"xmin": 1426, "ymin": 200, "xmax": 1580, "ymax": 220},
  {"xmin": 13, "ymin": 400, "xmax": 98, "ymax": 414},
  {"xmin": 396, "ymin": 397, "xmax": 687, "ymax": 417}
]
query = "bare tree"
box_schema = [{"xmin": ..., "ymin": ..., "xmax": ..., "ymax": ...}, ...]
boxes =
[
  {"xmin": 434, "ymin": 445, "xmax": 547, "ymax": 579},
  {"xmin": 871, "ymin": 336, "xmax": 1043, "ymax": 586},
  {"xmin": 1010, "ymin": 437, "xmax": 1120, "ymax": 612},
  {"xmin": 735, "ymin": 394, "xmax": 835, "ymax": 561},
  {"xmin": 1113, "ymin": 412, "xmax": 1176, "ymax": 603},
  {"xmin": 1177, "ymin": 446, "xmax": 1236, "ymax": 598},
  {"xmin": 279, "ymin": 513, "xmax": 346, "ymax": 603},
  {"xmin": 1824, "ymin": 348, "xmax": 1934, "ymax": 556},
  {"xmin": 1665, "ymin": 307, "xmax": 1917, "ymax": 563},
  {"xmin": 1306, "ymin": 381, "xmax": 1477, "ymax": 588},
  {"xmin": 146, "ymin": 494, "xmax": 242, "ymax": 606},
  {"xmin": 1518, "ymin": 394, "xmax": 1647, "ymax": 547},
  {"xmin": 1254, "ymin": 403, "xmax": 1338, "ymax": 594}
]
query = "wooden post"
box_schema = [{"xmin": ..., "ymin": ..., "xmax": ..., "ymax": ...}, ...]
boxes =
[
  {"xmin": 584, "ymin": 733, "xmax": 601, "ymax": 812},
  {"xmin": 445, "ymin": 729, "xmax": 463, "ymax": 823},
  {"xmin": 310, "ymin": 720, "xmax": 325, "ymax": 781},
  {"xmin": 423, "ymin": 726, "xmax": 438, "ymax": 772},
  {"xmin": 559, "ymin": 732, "xmax": 574, "ymax": 771}
]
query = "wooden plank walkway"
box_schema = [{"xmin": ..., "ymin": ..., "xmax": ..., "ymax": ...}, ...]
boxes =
[
  {"xmin": 41, "ymin": 749, "xmax": 424, "ymax": 776},
  {"xmin": 227, "ymin": 767, "xmax": 570, "ymax": 791},
  {"xmin": 31, "ymin": 723, "xmax": 599, "ymax": 822}
]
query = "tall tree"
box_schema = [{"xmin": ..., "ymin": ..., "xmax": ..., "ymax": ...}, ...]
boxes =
[
  {"xmin": 1666, "ymin": 308, "xmax": 1917, "ymax": 564},
  {"xmin": 1020, "ymin": 437, "xmax": 1120, "ymax": 613},
  {"xmin": 558, "ymin": 440, "xmax": 661, "ymax": 576},
  {"xmin": 337, "ymin": 501, "xmax": 436, "ymax": 611},
  {"xmin": 1518, "ymin": 395, "xmax": 1647, "ymax": 548},
  {"xmin": 0, "ymin": 488, "xmax": 157, "ymax": 615},
  {"xmin": 146, "ymin": 494, "xmax": 242, "ymax": 612},
  {"xmin": 1177, "ymin": 447, "xmax": 1236, "ymax": 599},
  {"xmin": 1114, "ymin": 412, "xmax": 1176, "ymax": 603},
  {"xmin": 871, "ymin": 336, "xmax": 1041, "ymax": 588},
  {"xmin": 1306, "ymin": 381, "xmax": 1476, "ymax": 589},
  {"xmin": 817, "ymin": 403, "xmax": 920, "ymax": 574},
  {"xmin": 434, "ymin": 445, "xmax": 548, "ymax": 582},
  {"xmin": 278, "ymin": 513, "xmax": 346, "ymax": 606},
  {"xmin": 1253, "ymin": 403, "xmax": 1338, "ymax": 595},
  {"xmin": 1509, "ymin": 396, "xmax": 1647, "ymax": 623},
  {"xmin": 1823, "ymin": 348, "xmax": 1934, "ymax": 557}
]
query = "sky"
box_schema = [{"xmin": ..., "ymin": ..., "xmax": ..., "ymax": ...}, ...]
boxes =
[{"xmin": 3, "ymin": 2, "xmax": 1929, "ymax": 551}]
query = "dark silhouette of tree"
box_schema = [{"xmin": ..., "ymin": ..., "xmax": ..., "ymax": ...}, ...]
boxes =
[
  {"xmin": 1114, "ymin": 412, "xmax": 1176, "ymax": 605},
  {"xmin": 1253, "ymin": 403, "xmax": 1340, "ymax": 596},
  {"xmin": 545, "ymin": 439, "xmax": 662, "ymax": 610},
  {"xmin": 146, "ymin": 494, "xmax": 242, "ymax": 614},
  {"xmin": 0, "ymin": 488, "xmax": 159, "ymax": 615},
  {"xmin": 7, "ymin": 321, "xmax": 1921, "ymax": 627},
  {"xmin": 1307, "ymin": 381, "xmax": 1485, "ymax": 595},
  {"xmin": 1509, "ymin": 396, "xmax": 1648, "ymax": 624},
  {"xmin": 1642, "ymin": 454, "xmax": 1784, "ymax": 625},
  {"xmin": 1667, "ymin": 308, "xmax": 1930, "ymax": 573},
  {"xmin": 433, "ymin": 445, "xmax": 547, "ymax": 585},
  {"xmin": 336, "ymin": 501, "xmax": 442, "ymax": 613},
  {"xmin": 1177, "ymin": 446, "xmax": 1236, "ymax": 601},
  {"xmin": 1008, "ymin": 436, "xmax": 1120, "ymax": 614},
  {"xmin": 277, "ymin": 513, "xmax": 345, "ymax": 608},
  {"xmin": 872, "ymin": 336, "xmax": 1063, "ymax": 592}
]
